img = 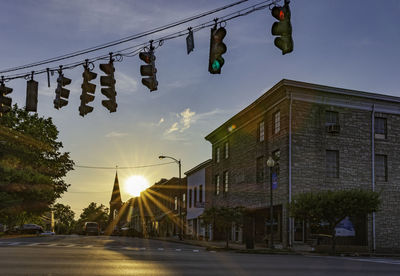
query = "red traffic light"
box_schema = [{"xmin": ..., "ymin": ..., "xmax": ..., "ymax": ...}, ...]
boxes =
[{"xmin": 271, "ymin": 6, "xmax": 288, "ymax": 21}]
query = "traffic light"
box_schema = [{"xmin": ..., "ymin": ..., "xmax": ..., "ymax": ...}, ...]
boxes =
[
  {"xmin": 208, "ymin": 26, "xmax": 227, "ymax": 74},
  {"xmin": 99, "ymin": 59, "xmax": 117, "ymax": 113},
  {"xmin": 0, "ymin": 81, "xmax": 12, "ymax": 115},
  {"xmin": 139, "ymin": 49, "xmax": 158, "ymax": 92},
  {"xmin": 54, "ymin": 71, "xmax": 71, "ymax": 109},
  {"xmin": 271, "ymin": 2, "xmax": 293, "ymax": 55},
  {"xmin": 26, "ymin": 79, "xmax": 38, "ymax": 112},
  {"xmin": 79, "ymin": 65, "xmax": 97, "ymax": 117}
]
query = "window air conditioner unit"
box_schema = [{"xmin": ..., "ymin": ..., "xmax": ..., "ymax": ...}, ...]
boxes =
[{"xmin": 327, "ymin": 124, "xmax": 340, "ymax": 133}]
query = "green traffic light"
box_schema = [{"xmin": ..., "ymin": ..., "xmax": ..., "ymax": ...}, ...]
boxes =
[{"xmin": 212, "ymin": 59, "xmax": 221, "ymax": 71}]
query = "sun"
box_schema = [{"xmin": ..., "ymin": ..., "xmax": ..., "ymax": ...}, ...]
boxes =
[{"xmin": 124, "ymin": 175, "xmax": 150, "ymax": 197}]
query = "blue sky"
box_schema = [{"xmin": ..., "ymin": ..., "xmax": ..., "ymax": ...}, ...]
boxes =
[{"xmin": 1, "ymin": 0, "xmax": 399, "ymax": 216}]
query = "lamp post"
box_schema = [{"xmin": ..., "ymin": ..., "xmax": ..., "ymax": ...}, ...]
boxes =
[
  {"xmin": 266, "ymin": 156, "xmax": 275, "ymax": 249},
  {"xmin": 159, "ymin": 155, "xmax": 183, "ymax": 240}
]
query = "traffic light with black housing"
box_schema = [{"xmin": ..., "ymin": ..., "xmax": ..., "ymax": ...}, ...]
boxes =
[
  {"xmin": 79, "ymin": 64, "xmax": 97, "ymax": 117},
  {"xmin": 54, "ymin": 70, "xmax": 71, "ymax": 109},
  {"xmin": 0, "ymin": 80, "xmax": 12, "ymax": 115},
  {"xmin": 99, "ymin": 56, "xmax": 117, "ymax": 113},
  {"xmin": 139, "ymin": 46, "xmax": 158, "ymax": 92},
  {"xmin": 271, "ymin": 1, "xmax": 293, "ymax": 55},
  {"xmin": 208, "ymin": 25, "xmax": 227, "ymax": 74}
]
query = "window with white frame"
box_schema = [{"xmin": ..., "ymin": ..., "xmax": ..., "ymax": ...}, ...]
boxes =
[
  {"xmin": 274, "ymin": 111, "xmax": 280, "ymax": 134},
  {"xmin": 224, "ymin": 142, "xmax": 229, "ymax": 159},
  {"xmin": 259, "ymin": 121, "xmax": 265, "ymax": 142},
  {"xmin": 326, "ymin": 150, "xmax": 339, "ymax": 178},
  {"xmin": 215, "ymin": 175, "xmax": 220, "ymax": 195},
  {"xmin": 223, "ymin": 171, "xmax": 229, "ymax": 194},
  {"xmin": 174, "ymin": 196, "xmax": 178, "ymax": 210},
  {"xmin": 216, "ymin": 147, "xmax": 220, "ymax": 163},
  {"xmin": 375, "ymin": 154, "xmax": 388, "ymax": 182}
]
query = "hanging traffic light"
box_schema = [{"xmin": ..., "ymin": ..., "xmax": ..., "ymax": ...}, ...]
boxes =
[
  {"xmin": 0, "ymin": 79, "xmax": 12, "ymax": 115},
  {"xmin": 79, "ymin": 64, "xmax": 97, "ymax": 117},
  {"xmin": 139, "ymin": 45, "xmax": 158, "ymax": 92},
  {"xmin": 53, "ymin": 68, "xmax": 71, "ymax": 109},
  {"xmin": 26, "ymin": 78, "xmax": 38, "ymax": 112},
  {"xmin": 271, "ymin": 1, "xmax": 293, "ymax": 55},
  {"xmin": 208, "ymin": 25, "xmax": 227, "ymax": 74},
  {"xmin": 100, "ymin": 54, "xmax": 117, "ymax": 113}
]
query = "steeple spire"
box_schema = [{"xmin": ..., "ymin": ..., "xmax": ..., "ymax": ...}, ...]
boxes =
[{"xmin": 110, "ymin": 171, "xmax": 122, "ymax": 205}]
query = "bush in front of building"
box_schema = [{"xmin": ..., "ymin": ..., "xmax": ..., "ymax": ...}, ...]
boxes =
[{"xmin": 288, "ymin": 189, "xmax": 380, "ymax": 254}]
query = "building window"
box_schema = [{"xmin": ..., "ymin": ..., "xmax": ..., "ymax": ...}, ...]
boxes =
[
  {"xmin": 375, "ymin": 154, "xmax": 387, "ymax": 182},
  {"xmin": 174, "ymin": 196, "xmax": 178, "ymax": 210},
  {"xmin": 325, "ymin": 111, "xmax": 338, "ymax": 126},
  {"xmin": 274, "ymin": 111, "xmax": 280, "ymax": 134},
  {"xmin": 224, "ymin": 142, "xmax": 229, "ymax": 159},
  {"xmin": 189, "ymin": 189, "xmax": 192, "ymax": 208},
  {"xmin": 216, "ymin": 147, "xmax": 220, "ymax": 163},
  {"xmin": 199, "ymin": 185, "xmax": 203, "ymax": 203},
  {"xmin": 194, "ymin": 187, "xmax": 197, "ymax": 206},
  {"xmin": 326, "ymin": 150, "xmax": 339, "ymax": 178},
  {"xmin": 215, "ymin": 175, "xmax": 220, "ymax": 195},
  {"xmin": 272, "ymin": 149, "xmax": 280, "ymax": 176},
  {"xmin": 256, "ymin": 156, "xmax": 265, "ymax": 183},
  {"xmin": 259, "ymin": 121, "xmax": 265, "ymax": 142},
  {"xmin": 182, "ymin": 193, "xmax": 186, "ymax": 207},
  {"xmin": 375, "ymin": 117, "xmax": 387, "ymax": 139},
  {"xmin": 223, "ymin": 171, "xmax": 229, "ymax": 194}
]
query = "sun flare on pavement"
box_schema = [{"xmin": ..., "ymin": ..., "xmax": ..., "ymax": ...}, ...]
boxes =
[{"xmin": 124, "ymin": 175, "xmax": 150, "ymax": 197}]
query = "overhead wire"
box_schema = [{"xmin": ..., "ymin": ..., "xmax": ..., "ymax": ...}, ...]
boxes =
[
  {"xmin": 74, "ymin": 161, "xmax": 176, "ymax": 170},
  {"xmin": 0, "ymin": 0, "xmax": 251, "ymax": 75},
  {"xmin": 1, "ymin": 0, "xmax": 281, "ymax": 81}
]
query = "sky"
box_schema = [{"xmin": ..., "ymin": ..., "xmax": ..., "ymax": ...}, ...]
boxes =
[{"xmin": 1, "ymin": 0, "xmax": 399, "ymax": 217}]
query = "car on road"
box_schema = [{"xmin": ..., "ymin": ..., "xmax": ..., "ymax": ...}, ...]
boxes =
[
  {"xmin": 83, "ymin": 222, "xmax": 100, "ymax": 236},
  {"xmin": 20, "ymin": 224, "xmax": 43, "ymax": 234}
]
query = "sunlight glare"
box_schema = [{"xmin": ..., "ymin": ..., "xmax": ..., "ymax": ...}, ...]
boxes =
[{"xmin": 124, "ymin": 175, "xmax": 150, "ymax": 197}]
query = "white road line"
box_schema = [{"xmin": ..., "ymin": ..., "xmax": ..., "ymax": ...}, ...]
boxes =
[
  {"xmin": 193, "ymin": 249, "xmax": 199, "ymax": 252},
  {"xmin": 175, "ymin": 249, "xmax": 182, "ymax": 251},
  {"xmin": 9, "ymin": 242, "xmax": 21, "ymax": 245},
  {"xmin": 26, "ymin": 243, "xmax": 40, "ymax": 246},
  {"xmin": 210, "ymin": 251, "xmax": 216, "ymax": 253},
  {"xmin": 158, "ymin": 248, "xmax": 164, "ymax": 251},
  {"xmin": 139, "ymin": 247, "xmax": 146, "ymax": 250},
  {"xmin": 65, "ymin": 244, "xmax": 75, "ymax": 247},
  {"xmin": 82, "ymin": 245, "xmax": 93, "ymax": 248},
  {"xmin": 346, "ymin": 257, "xmax": 400, "ymax": 265},
  {"xmin": 47, "ymin": 243, "xmax": 58, "ymax": 247}
]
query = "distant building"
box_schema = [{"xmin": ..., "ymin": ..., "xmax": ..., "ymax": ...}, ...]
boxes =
[
  {"xmin": 205, "ymin": 79, "xmax": 400, "ymax": 252},
  {"xmin": 108, "ymin": 172, "xmax": 123, "ymax": 232},
  {"xmin": 184, "ymin": 159, "xmax": 212, "ymax": 240}
]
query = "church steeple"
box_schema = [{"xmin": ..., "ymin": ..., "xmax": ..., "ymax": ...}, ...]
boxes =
[{"xmin": 110, "ymin": 171, "xmax": 122, "ymax": 205}]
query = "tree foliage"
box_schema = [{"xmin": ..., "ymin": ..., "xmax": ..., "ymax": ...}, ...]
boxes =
[
  {"xmin": 79, "ymin": 202, "xmax": 109, "ymax": 230},
  {"xmin": 0, "ymin": 105, "xmax": 74, "ymax": 222},
  {"xmin": 53, "ymin": 203, "xmax": 75, "ymax": 234},
  {"xmin": 288, "ymin": 189, "xmax": 380, "ymax": 253},
  {"xmin": 202, "ymin": 206, "xmax": 245, "ymax": 248}
]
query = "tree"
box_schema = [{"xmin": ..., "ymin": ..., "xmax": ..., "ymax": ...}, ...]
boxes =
[
  {"xmin": 53, "ymin": 203, "xmax": 75, "ymax": 234},
  {"xmin": 0, "ymin": 105, "xmax": 74, "ymax": 225},
  {"xmin": 79, "ymin": 202, "xmax": 109, "ymax": 231},
  {"xmin": 202, "ymin": 206, "xmax": 245, "ymax": 248},
  {"xmin": 288, "ymin": 189, "xmax": 380, "ymax": 254}
]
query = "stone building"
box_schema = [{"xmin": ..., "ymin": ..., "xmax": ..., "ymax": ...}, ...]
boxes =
[{"xmin": 205, "ymin": 79, "xmax": 400, "ymax": 252}]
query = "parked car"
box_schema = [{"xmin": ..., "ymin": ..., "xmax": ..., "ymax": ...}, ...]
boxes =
[
  {"xmin": 21, "ymin": 224, "xmax": 43, "ymax": 234},
  {"xmin": 83, "ymin": 222, "xmax": 99, "ymax": 236},
  {"xmin": 40, "ymin": 231, "xmax": 55, "ymax": 236}
]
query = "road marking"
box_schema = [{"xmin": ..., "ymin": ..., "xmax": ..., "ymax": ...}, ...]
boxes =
[
  {"xmin": 157, "ymin": 248, "xmax": 164, "ymax": 251},
  {"xmin": 65, "ymin": 244, "xmax": 75, "ymax": 247},
  {"xmin": 82, "ymin": 245, "xmax": 93, "ymax": 248},
  {"xmin": 139, "ymin": 247, "xmax": 146, "ymax": 250},
  {"xmin": 210, "ymin": 251, "xmax": 216, "ymax": 253},
  {"xmin": 346, "ymin": 257, "xmax": 400, "ymax": 265},
  {"xmin": 175, "ymin": 249, "xmax": 182, "ymax": 251},
  {"xmin": 47, "ymin": 243, "xmax": 58, "ymax": 247},
  {"xmin": 193, "ymin": 249, "xmax": 199, "ymax": 253},
  {"xmin": 26, "ymin": 243, "xmax": 40, "ymax": 246},
  {"xmin": 9, "ymin": 242, "xmax": 21, "ymax": 245}
]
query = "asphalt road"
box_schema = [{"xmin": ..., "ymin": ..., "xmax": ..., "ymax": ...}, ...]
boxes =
[{"xmin": 0, "ymin": 235, "xmax": 399, "ymax": 276}]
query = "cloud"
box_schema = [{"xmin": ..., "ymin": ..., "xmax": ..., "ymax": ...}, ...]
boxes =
[
  {"xmin": 115, "ymin": 72, "xmax": 138, "ymax": 94},
  {"xmin": 164, "ymin": 108, "xmax": 196, "ymax": 135},
  {"xmin": 165, "ymin": 122, "xmax": 179, "ymax": 134},
  {"xmin": 105, "ymin": 131, "xmax": 128, "ymax": 138},
  {"xmin": 158, "ymin": 118, "xmax": 164, "ymax": 125}
]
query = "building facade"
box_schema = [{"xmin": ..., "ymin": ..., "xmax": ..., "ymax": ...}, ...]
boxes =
[
  {"xmin": 185, "ymin": 159, "xmax": 212, "ymax": 240},
  {"xmin": 205, "ymin": 79, "xmax": 400, "ymax": 252}
]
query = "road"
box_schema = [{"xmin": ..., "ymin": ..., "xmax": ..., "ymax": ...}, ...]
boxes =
[{"xmin": 1, "ymin": 235, "xmax": 399, "ymax": 276}]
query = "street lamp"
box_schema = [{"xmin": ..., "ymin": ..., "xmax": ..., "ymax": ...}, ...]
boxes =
[
  {"xmin": 266, "ymin": 156, "xmax": 275, "ymax": 249},
  {"xmin": 159, "ymin": 155, "xmax": 183, "ymax": 240}
]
